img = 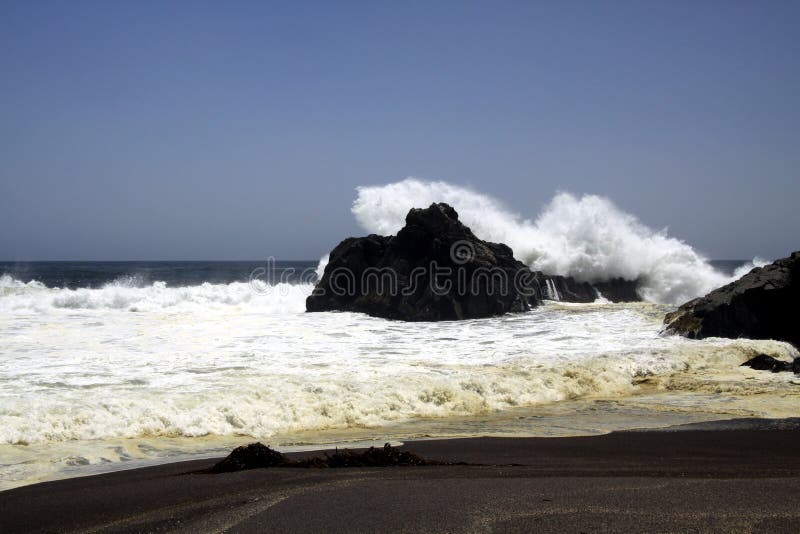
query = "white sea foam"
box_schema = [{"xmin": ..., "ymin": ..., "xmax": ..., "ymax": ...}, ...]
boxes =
[
  {"xmin": 0, "ymin": 273, "xmax": 47, "ymax": 292},
  {"xmin": 315, "ymin": 254, "xmax": 329, "ymax": 279},
  {"xmin": 733, "ymin": 257, "xmax": 769, "ymax": 279},
  {"xmin": 0, "ymin": 277, "xmax": 309, "ymax": 314},
  {"xmin": 1, "ymin": 285, "xmax": 797, "ymax": 447},
  {"xmin": 2, "ymin": 274, "xmax": 799, "ymax": 489},
  {"xmin": 352, "ymin": 178, "xmax": 764, "ymax": 305}
]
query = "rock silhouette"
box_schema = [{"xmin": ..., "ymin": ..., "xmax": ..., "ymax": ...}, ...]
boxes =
[{"xmin": 307, "ymin": 203, "xmax": 631, "ymax": 320}]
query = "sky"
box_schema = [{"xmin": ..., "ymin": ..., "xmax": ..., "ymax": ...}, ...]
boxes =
[{"xmin": 1, "ymin": 0, "xmax": 798, "ymax": 261}]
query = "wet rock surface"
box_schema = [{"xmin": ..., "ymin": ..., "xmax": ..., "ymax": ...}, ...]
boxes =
[
  {"xmin": 592, "ymin": 277, "xmax": 641, "ymax": 303},
  {"xmin": 664, "ymin": 251, "xmax": 800, "ymax": 347}
]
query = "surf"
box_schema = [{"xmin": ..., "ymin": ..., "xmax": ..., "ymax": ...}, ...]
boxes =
[{"xmin": 351, "ymin": 178, "xmax": 765, "ymax": 305}]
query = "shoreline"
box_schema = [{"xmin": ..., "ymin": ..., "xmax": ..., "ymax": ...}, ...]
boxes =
[
  {"xmin": 2, "ymin": 418, "xmax": 799, "ymax": 532},
  {"xmin": 2, "ymin": 405, "xmax": 794, "ymax": 492}
]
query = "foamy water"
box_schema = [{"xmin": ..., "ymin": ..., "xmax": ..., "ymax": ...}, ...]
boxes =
[{"xmin": 1, "ymin": 276, "xmax": 798, "ymax": 489}]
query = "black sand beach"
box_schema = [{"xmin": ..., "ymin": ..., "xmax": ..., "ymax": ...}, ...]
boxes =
[{"xmin": 2, "ymin": 422, "xmax": 799, "ymax": 533}]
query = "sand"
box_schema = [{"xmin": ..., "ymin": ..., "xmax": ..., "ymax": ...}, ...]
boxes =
[{"xmin": 1, "ymin": 422, "xmax": 799, "ymax": 533}]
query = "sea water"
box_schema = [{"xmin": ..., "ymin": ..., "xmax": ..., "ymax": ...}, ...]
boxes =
[
  {"xmin": 1, "ymin": 181, "xmax": 796, "ymax": 489},
  {"xmin": 1, "ymin": 263, "xmax": 797, "ymax": 490}
]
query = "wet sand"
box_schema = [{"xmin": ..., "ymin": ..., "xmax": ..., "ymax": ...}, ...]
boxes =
[{"xmin": 1, "ymin": 421, "xmax": 799, "ymax": 533}]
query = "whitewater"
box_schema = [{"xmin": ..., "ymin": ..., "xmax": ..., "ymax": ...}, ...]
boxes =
[
  {"xmin": 0, "ymin": 181, "xmax": 796, "ymax": 490},
  {"xmin": 352, "ymin": 178, "xmax": 765, "ymax": 304}
]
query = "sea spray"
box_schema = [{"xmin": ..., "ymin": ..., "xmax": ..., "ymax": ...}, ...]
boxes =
[{"xmin": 351, "ymin": 178, "xmax": 764, "ymax": 305}]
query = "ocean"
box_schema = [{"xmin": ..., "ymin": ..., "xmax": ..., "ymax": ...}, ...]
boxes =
[
  {"xmin": 1, "ymin": 259, "xmax": 798, "ymax": 490},
  {"xmin": 2, "ymin": 180, "xmax": 798, "ymax": 490}
]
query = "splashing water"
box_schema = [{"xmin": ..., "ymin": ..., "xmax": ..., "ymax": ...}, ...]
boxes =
[{"xmin": 352, "ymin": 178, "xmax": 765, "ymax": 304}]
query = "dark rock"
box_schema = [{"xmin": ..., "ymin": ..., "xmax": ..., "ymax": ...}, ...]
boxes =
[
  {"xmin": 535, "ymin": 275, "xmax": 642, "ymax": 303},
  {"xmin": 740, "ymin": 354, "xmax": 792, "ymax": 373},
  {"xmin": 793, "ymin": 357, "xmax": 800, "ymax": 374},
  {"xmin": 592, "ymin": 277, "xmax": 641, "ymax": 303},
  {"xmin": 307, "ymin": 203, "xmax": 540, "ymax": 321},
  {"xmin": 664, "ymin": 251, "xmax": 800, "ymax": 347},
  {"xmin": 210, "ymin": 442, "xmax": 286, "ymax": 473},
  {"xmin": 535, "ymin": 273, "xmax": 596, "ymax": 303}
]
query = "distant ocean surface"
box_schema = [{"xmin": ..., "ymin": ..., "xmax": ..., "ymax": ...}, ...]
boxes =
[
  {"xmin": 0, "ymin": 260, "xmax": 318, "ymax": 289},
  {"xmin": 0, "ymin": 259, "xmax": 755, "ymax": 288},
  {"xmin": 1, "ymin": 258, "xmax": 798, "ymax": 491}
]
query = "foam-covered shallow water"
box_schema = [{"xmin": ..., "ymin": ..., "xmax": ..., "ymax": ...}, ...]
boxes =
[
  {"xmin": 1, "ymin": 273, "xmax": 798, "ymax": 490},
  {"xmin": 0, "ymin": 181, "xmax": 794, "ymax": 489}
]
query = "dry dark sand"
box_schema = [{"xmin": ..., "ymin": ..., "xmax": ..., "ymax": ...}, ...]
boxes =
[{"xmin": 2, "ymin": 421, "xmax": 800, "ymax": 533}]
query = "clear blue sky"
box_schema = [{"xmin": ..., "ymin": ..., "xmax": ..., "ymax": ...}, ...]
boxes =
[{"xmin": 1, "ymin": 0, "xmax": 798, "ymax": 260}]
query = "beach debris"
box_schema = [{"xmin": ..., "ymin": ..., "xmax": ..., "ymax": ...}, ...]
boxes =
[{"xmin": 209, "ymin": 443, "xmax": 447, "ymax": 473}]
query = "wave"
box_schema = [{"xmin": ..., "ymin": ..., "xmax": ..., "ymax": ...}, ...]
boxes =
[
  {"xmin": 0, "ymin": 275, "xmax": 311, "ymax": 313},
  {"xmin": 352, "ymin": 178, "xmax": 765, "ymax": 304},
  {"xmin": 1, "ymin": 335, "xmax": 796, "ymax": 446},
  {"xmin": 0, "ymin": 273, "xmax": 47, "ymax": 291}
]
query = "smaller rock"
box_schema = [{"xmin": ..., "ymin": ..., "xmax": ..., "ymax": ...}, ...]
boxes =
[
  {"xmin": 209, "ymin": 442, "xmax": 451, "ymax": 473},
  {"xmin": 740, "ymin": 354, "xmax": 793, "ymax": 373},
  {"xmin": 210, "ymin": 442, "xmax": 286, "ymax": 473},
  {"xmin": 591, "ymin": 277, "xmax": 641, "ymax": 303}
]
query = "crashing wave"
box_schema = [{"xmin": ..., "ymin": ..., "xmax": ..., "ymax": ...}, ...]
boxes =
[
  {"xmin": 352, "ymin": 178, "xmax": 765, "ymax": 305},
  {"xmin": 0, "ymin": 276, "xmax": 312, "ymax": 313}
]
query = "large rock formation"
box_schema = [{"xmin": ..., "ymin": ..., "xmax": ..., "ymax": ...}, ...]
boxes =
[
  {"xmin": 308, "ymin": 203, "xmax": 535, "ymax": 320},
  {"xmin": 307, "ymin": 203, "xmax": 611, "ymax": 321},
  {"xmin": 664, "ymin": 251, "xmax": 800, "ymax": 347}
]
